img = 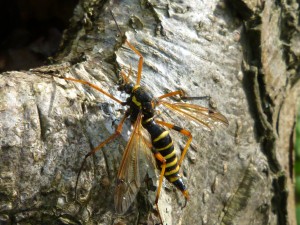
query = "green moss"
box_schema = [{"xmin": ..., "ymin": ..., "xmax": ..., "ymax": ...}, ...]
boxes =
[
  {"xmin": 296, "ymin": 111, "xmax": 300, "ymax": 158},
  {"xmin": 297, "ymin": 205, "xmax": 300, "ymax": 225}
]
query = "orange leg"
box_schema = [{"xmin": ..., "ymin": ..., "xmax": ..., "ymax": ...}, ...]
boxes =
[
  {"xmin": 75, "ymin": 112, "xmax": 129, "ymax": 198},
  {"xmin": 153, "ymin": 151, "xmax": 167, "ymax": 225},
  {"xmin": 124, "ymin": 40, "xmax": 143, "ymax": 85},
  {"xmin": 119, "ymin": 65, "xmax": 133, "ymax": 84},
  {"xmin": 62, "ymin": 77, "xmax": 124, "ymax": 104},
  {"xmin": 157, "ymin": 90, "xmax": 185, "ymax": 100},
  {"xmin": 109, "ymin": 9, "xmax": 143, "ymax": 85},
  {"xmin": 155, "ymin": 120, "xmax": 192, "ymax": 166}
]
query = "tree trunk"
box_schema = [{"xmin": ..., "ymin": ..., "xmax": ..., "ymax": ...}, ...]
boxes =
[{"xmin": 0, "ymin": 0, "xmax": 299, "ymax": 224}]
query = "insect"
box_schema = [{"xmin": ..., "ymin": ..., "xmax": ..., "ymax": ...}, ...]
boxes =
[{"xmin": 52, "ymin": 10, "xmax": 228, "ymax": 224}]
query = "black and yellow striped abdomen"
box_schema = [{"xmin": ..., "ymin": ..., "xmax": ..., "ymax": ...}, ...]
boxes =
[
  {"xmin": 142, "ymin": 118, "xmax": 187, "ymax": 192},
  {"xmin": 129, "ymin": 86, "xmax": 187, "ymax": 192}
]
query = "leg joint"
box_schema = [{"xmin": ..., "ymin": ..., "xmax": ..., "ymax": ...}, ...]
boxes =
[{"xmin": 154, "ymin": 152, "xmax": 166, "ymax": 164}]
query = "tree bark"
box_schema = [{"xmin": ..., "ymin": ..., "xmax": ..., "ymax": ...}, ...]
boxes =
[{"xmin": 0, "ymin": 0, "xmax": 299, "ymax": 225}]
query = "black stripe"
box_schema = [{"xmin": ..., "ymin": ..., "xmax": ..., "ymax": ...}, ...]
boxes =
[
  {"xmin": 165, "ymin": 164, "xmax": 179, "ymax": 172},
  {"xmin": 173, "ymin": 125, "xmax": 183, "ymax": 132},
  {"xmin": 144, "ymin": 124, "xmax": 166, "ymax": 141},
  {"xmin": 153, "ymin": 135, "xmax": 172, "ymax": 149},
  {"xmin": 166, "ymin": 173, "xmax": 180, "ymax": 181},
  {"xmin": 165, "ymin": 154, "xmax": 177, "ymax": 163},
  {"xmin": 172, "ymin": 178, "xmax": 187, "ymax": 191},
  {"xmin": 156, "ymin": 144, "xmax": 174, "ymax": 154},
  {"xmin": 165, "ymin": 171, "xmax": 180, "ymax": 179},
  {"xmin": 156, "ymin": 151, "xmax": 177, "ymax": 166}
]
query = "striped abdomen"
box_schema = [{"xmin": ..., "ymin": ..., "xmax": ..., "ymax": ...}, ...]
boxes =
[{"xmin": 142, "ymin": 118, "xmax": 187, "ymax": 192}]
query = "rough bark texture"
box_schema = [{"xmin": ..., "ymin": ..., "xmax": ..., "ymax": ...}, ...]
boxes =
[{"xmin": 0, "ymin": 0, "xmax": 299, "ymax": 225}]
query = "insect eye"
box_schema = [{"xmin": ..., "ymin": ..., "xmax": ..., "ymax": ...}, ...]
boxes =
[{"xmin": 123, "ymin": 83, "xmax": 134, "ymax": 94}]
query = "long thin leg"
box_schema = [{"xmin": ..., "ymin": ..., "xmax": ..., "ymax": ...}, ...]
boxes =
[
  {"xmin": 124, "ymin": 40, "xmax": 143, "ymax": 85},
  {"xmin": 157, "ymin": 90, "xmax": 185, "ymax": 100},
  {"xmin": 153, "ymin": 151, "xmax": 167, "ymax": 225},
  {"xmin": 75, "ymin": 113, "xmax": 129, "ymax": 198},
  {"xmin": 63, "ymin": 77, "xmax": 124, "ymax": 104},
  {"xmin": 119, "ymin": 65, "xmax": 133, "ymax": 84},
  {"xmin": 109, "ymin": 9, "xmax": 143, "ymax": 85},
  {"xmin": 157, "ymin": 90, "xmax": 210, "ymax": 101},
  {"xmin": 155, "ymin": 120, "xmax": 192, "ymax": 166}
]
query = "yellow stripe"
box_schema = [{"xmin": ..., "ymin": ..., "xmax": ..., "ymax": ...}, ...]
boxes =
[
  {"xmin": 132, "ymin": 96, "xmax": 141, "ymax": 107},
  {"xmin": 156, "ymin": 141, "xmax": 173, "ymax": 151},
  {"xmin": 168, "ymin": 176, "xmax": 180, "ymax": 183},
  {"xmin": 133, "ymin": 85, "xmax": 140, "ymax": 91},
  {"xmin": 143, "ymin": 117, "xmax": 153, "ymax": 124},
  {"xmin": 166, "ymin": 157, "xmax": 177, "ymax": 168},
  {"xmin": 153, "ymin": 131, "xmax": 169, "ymax": 142},
  {"xmin": 164, "ymin": 150, "xmax": 176, "ymax": 159},
  {"xmin": 164, "ymin": 165, "xmax": 179, "ymax": 176}
]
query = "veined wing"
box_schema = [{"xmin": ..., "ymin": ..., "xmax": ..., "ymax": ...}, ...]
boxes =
[
  {"xmin": 114, "ymin": 112, "xmax": 156, "ymax": 214},
  {"xmin": 158, "ymin": 101, "xmax": 229, "ymax": 130}
]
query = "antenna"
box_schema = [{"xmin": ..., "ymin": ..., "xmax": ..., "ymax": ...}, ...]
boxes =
[{"xmin": 109, "ymin": 9, "xmax": 123, "ymax": 38}]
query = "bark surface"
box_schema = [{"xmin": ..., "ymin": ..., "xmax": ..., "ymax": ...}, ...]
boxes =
[{"xmin": 0, "ymin": 0, "xmax": 299, "ymax": 224}]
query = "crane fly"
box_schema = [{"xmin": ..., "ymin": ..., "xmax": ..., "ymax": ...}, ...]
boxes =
[{"xmin": 49, "ymin": 9, "xmax": 229, "ymax": 225}]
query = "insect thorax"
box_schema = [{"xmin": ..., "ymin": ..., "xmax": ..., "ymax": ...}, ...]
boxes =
[{"xmin": 129, "ymin": 86, "xmax": 155, "ymax": 119}]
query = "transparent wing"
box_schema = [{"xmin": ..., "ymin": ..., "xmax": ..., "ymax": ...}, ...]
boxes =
[
  {"xmin": 114, "ymin": 112, "xmax": 156, "ymax": 214},
  {"xmin": 158, "ymin": 101, "xmax": 229, "ymax": 130}
]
